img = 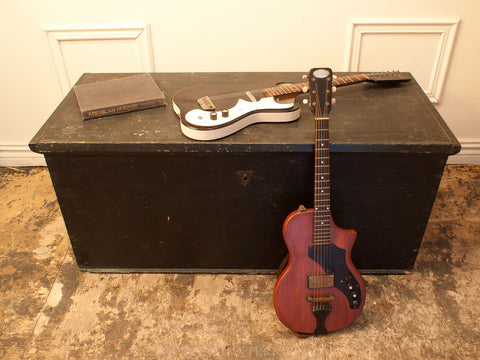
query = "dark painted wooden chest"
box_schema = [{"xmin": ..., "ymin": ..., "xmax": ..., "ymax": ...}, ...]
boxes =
[{"xmin": 30, "ymin": 72, "xmax": 460, "ymax": 274}]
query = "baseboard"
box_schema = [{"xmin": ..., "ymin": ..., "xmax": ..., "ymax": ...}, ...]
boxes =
[
  {"xmin": 447, "ymin": 139, "xmax": 480, "ymax": 164},
  {"xmin": 0, "ymin": 144, "xmax": 46, "ymax": 167}
]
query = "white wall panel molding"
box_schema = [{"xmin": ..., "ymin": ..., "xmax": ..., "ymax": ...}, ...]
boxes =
[
  {"xmin": 0, "ymin": 145, "xmax": 46, "ymax": 167},
  {"xmin": 448, "ymin": 139, "xmax": 480, "ymax": 164},
  {"xmin": 43, "ymin": 24, "xmax": 155, "ymax": 96},
  {"xmin": 345, "ymin": 18, "xmax": 460, "ymax": 103}
]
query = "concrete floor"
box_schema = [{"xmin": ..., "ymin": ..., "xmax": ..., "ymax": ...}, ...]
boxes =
[{"xmin": 0, "ymin": 165, "xmax": 479, "ymax": 359}]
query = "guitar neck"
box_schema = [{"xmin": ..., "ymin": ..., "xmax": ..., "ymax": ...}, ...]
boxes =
[
  {"xmin": 264, "ymin": 73, "xmax": 368, "ymax": 244},
  {"xmin": 262, "ymin": 74, "xmax": 369, "ymax": 97},
  {"xmin": 313, "ymin": 116, "xmax": 331, "ymax": 245}
]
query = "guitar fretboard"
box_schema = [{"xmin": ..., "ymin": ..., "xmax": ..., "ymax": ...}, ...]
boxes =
[
  {"xmin": 313, "ymin": 117, "xmax": 331, "ymax": 245},
  {"xmin": 262, "ymin": 74, "xmax": 369, "ymax": 98}
]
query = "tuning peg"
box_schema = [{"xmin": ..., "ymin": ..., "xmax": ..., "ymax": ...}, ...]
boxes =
[
  {"xmin": 332, "ymin": 98, "xmax": 337, "ymax": 105},
  {"xmin": 302, "ymin": 86, "xmax": 308, "ymax": 93},
  {"xmin": 332, "ymin": 86, "xmax": 337, "ymax": 93},
  {"xmin": 302, "ymin": 74, "xmax": 308, "ymax": 79},
  {"xmin": 302, "ymin": 98, "xmax": 309, "ymax": 105},
  {"xmin": 332, "ymin": 74, "xmax": 338, "ymax": 79}
]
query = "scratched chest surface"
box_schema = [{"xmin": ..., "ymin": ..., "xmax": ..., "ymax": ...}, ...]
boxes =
[{"xmin": 30, "ymin": 72, "xmax": 460, "ymax": 273}]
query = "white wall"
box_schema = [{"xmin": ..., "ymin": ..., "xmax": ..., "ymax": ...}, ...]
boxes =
[{"xmin": 1, "ymin": 0, "xmax": 479, "ymax": 165}]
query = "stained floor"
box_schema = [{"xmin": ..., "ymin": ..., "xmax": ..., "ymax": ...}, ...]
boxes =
[{"xmin": 0, "ymin": 165, "xmax": 479, "ymax": 359}]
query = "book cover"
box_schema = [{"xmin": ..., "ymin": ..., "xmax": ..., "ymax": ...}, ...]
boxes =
[{"xmin": 74, "ymin": 73, "xmax": 165, "ymax": 120}]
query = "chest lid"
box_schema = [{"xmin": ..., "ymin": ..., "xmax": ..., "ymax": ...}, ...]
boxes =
[{"xmin": 30, "ymin": 72, "xmax": 460, "ymax": 155}]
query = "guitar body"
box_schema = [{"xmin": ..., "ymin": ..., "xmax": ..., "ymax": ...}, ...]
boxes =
[
  {"xmin": 273, "ymin": 209, "xmax": 365, "ymax": 334},
  {"xmin": 172, "ymin": 83, "xmax": 300, "ymax": 141}
]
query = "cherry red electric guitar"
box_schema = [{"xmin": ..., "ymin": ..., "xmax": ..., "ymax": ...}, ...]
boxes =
[{"xmin": 272, "ymin": 68, "xmax": 366, "ymax": 336}]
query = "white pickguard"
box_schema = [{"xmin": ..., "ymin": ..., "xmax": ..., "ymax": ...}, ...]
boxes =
[
  {"xmin": 185, "ymin": 97, "xmax": 295, "ymax": 127},
  {"xmin": 173, "ymin": 95, "xmax": 300, "ymax": 141}
]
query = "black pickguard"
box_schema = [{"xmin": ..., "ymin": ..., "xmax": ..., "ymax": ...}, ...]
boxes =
[{"xmin": 308, "ymin": 243, "xmax": 362, "ymax": 309}]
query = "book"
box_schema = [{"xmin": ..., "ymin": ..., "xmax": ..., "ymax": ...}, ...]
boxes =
[{"xmin": 74, "ymin": 73, "xmax": 165, "ymax": 120}]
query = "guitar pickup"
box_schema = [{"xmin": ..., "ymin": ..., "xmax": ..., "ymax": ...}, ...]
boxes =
[
  {"xmin": 197, "ymin": 96, "xmax": 216, "ymax": 110},
  {"xmin": 307, "ymin": 274, "xmax": 334, "ymax": 289}
]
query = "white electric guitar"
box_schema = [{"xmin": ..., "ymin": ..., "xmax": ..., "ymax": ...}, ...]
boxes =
[{"xmin": 172, "ymin": 72, "xmax": 410, "ymax": 141}]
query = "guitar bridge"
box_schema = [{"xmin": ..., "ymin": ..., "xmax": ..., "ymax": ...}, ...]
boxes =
[
  {"xmin": 306, "ymin": 295, "xmax": 335, "ymax": 303},
  {"xmin": 307, "ymin": 274, "xmax": 334, "ymax": 289}
]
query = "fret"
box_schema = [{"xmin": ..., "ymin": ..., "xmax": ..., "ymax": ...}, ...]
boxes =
[
  {"xmin": 313, "ymin": 240, "xmax": 331, "ymax": 245},
  {"xmin": 313, "ymin": 238, "xmax": 330, "ymax": 243},
  {"xmin": 333, "ymin": 74, "xmax": 368, "ymax": 88},
  {"xmin": 262, "ymin": 82, "xmax": 307, "ymax": 97},
  {"xmin": 314, "ymin": 233, "xmax": 330, "ymax": 238}
]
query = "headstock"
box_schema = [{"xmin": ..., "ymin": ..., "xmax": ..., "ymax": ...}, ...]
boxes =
[
  {"xmin": 308, "ymin": 68, "xmax": 333, "ymax": 118},
  {"xmin": 365, "ymin": 71, "xmax": 411, "ymax": 84}
]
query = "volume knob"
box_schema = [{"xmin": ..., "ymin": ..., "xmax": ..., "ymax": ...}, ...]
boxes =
[
  {"xmin": 210, "ymin": 112, "xmax": 217, "ymax": 120},
  {"xmin": 222, "ymin": 109, "xmax": 229, "ymax": 117}
]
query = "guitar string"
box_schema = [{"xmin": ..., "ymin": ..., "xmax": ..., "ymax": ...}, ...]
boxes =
[
  {"xmin": 314, "ymin": 79, "xmax": 318, "ymax": 304},
  {"xmin": 315, "ymin": 78, "xmax": 319, "ymax": 303},
  {"xmin": 326, "ymin": 76, "xmax": 331, "ymax": 301},
  {"xmin": 315, "ymin": 82, "xmax": 323, "ymax": 304},
  {"xmin": 325, "ymin": 77, "xmax": 330, "ymax": 300},
  {"xmin": 313, "ymin": 74, "xmax": 331, "ymax": 304},
  {"xmin": 316, "ymin": 80, "xmax": 320, "ymax": 304},
  {"xmin": 317, "ymin": 79, "xmax": 322, "ymax": 304},
  {"xmin": 263, "ymin": 73, "xmax": 372, "ymax": 97}
]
